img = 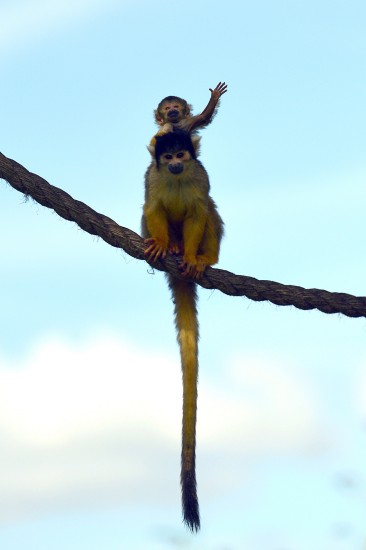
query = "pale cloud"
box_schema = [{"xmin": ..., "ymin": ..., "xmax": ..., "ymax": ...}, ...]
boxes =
[
  {"xmin": 199, "ymin": 353, "xmax": 327, "ymax": 454},
  {"xmin": 0, "ymin": 0, "xmax": 119, "ymax": 57},
  {"xmin": 0, "ymin": 333, "xmax": 327, "ymax": 521}
]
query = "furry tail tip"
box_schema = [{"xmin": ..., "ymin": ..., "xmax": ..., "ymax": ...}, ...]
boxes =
[{"xmin": 182, "ymin": 472, "xmax": 200, "ymax": 532}]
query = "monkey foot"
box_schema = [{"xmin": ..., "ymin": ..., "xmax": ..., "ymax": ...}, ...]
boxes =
[
  {"xmin": 179, "ymin": 253, "xmax": 215, "ymax": 279},
  {"xmin": 179, "ymin": 257, "xmax": 207, "ymax": 279},
  {"xmin": 144, "ymin": 238, "xmax": 168, "ymax": 262}
]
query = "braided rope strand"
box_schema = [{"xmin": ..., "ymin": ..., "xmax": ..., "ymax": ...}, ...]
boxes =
[{"xmin": 1, "ymin": 151, "xmax": 365, "ymax": 319}]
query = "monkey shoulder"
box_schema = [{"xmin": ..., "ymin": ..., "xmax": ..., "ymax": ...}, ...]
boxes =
[{"xmin": 175, "ymin": 119, "xmax": 193, "ymax": 132}]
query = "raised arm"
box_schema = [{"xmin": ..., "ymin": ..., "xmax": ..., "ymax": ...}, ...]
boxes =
[{"xmin": 181, "ymin": 82, "xmax": 228, "ymax": 133}]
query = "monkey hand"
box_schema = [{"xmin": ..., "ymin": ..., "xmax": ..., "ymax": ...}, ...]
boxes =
[
  {"xmin": 209, "ymin": 82, "xmax": 228, "ymax": 101},
  {"xmin": 144, "ymin": 237, "xmax": 168, "ymax": 262},
  {"xmin": 161, "ymin": 123, "xmax": 174, "ymax": 133},
  {"xmin": 156, "ymin": 123, "xmax": 174, "ymax": 134}
]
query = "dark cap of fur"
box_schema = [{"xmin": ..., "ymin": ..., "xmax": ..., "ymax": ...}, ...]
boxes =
[{"xmin": 155, "ymin": 129, "xmax": 197, "ymax": 168}]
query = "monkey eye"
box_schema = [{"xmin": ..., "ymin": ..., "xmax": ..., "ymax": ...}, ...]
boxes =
[
  {"xmin": 164, "ymin": 154, "xmax": 173, "ymax": 160},
  {"xmin": 176, "ymin": 152, "xmax": 184, "ymax": 158}
]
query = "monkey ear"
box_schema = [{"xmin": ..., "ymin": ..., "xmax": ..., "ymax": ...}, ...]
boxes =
[
  {"xmin": 154, "ymin": 109, "xmax": 164, "ymax": 126},
  {"xmin": 185, "ymin": 103, "xmax": 193, "ymax": 117},
  {"xmin": 147, "ymin": 144, "xmax": 155, "ymax": 157},
  {"xmin": 191, "ymin": 135, "xmax": 201, "ymax": 157}
]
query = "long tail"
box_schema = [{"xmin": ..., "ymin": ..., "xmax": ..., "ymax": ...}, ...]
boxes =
[{"xmin": 168, "ymin": 275, "xmax": 200, "ymax": 532}]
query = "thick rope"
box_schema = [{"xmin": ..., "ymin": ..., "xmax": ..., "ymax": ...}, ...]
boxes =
[{"xmin": 1, "ymin": 151, "xmax": 366, "ymax": 319}]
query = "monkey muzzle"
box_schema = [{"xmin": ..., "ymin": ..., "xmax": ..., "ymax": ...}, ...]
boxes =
[
  {"xmin": 167, "ymin": 109, "xmax": 180, "ymax": 121},
  {"xmin": 168, "ymin": 163, "xmax": 184, "ymax": 174}
]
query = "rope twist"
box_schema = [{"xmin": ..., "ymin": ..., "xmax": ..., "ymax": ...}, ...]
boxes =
[{"xmin": 1, "ymin": 151, "xmax": 365, "ymax": 319}]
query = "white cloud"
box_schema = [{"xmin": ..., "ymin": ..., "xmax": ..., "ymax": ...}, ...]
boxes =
[
  {"xmin": 0, "ymin": 333, "xmax": 326, "ymax": 521},
  {"xmin": 0, "ymin": 0, "xmax": 119, "ymax": 57},
  {"xmin": 199, "ymin": 353, "xmax": 326, "ymax": 454}
]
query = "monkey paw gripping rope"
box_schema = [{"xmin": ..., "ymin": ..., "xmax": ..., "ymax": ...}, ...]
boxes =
[{"xmin": 1, "ymin": 151, "xmax": 366, "ymax": 319}]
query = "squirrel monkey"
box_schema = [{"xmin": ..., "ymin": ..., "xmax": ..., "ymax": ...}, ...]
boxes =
[
  {"xmin": 141, "ymin": 129, "xmax": 224, "ymax": 531},
  {"xmin": 150, "ymin": 82, "xmax": 228, "ymax": 147}
]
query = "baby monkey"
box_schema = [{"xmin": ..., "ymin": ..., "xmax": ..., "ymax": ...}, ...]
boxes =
[
  {"xmin": 150, "ymin": 81, "xmax": 227, "ymax": 146},
  {"xmin": 142, "ymin": 130, "xmax": 223, "ymax": 531}
]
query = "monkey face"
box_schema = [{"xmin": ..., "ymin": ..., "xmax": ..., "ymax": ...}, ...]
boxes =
[
  {"xmin": 159, "ymin": 150, "xmax": 191, "ymax": 174},
  {"xmin": 160, "ymin": 101, "xmax": 185, "ymax": 123},
  {"xmin": 155, "ymin": 96, "xmax": 190, "ymax": 127},
  {"xmin": 154, "ymin": 129, "xmax": 196, "ymax": 169}
]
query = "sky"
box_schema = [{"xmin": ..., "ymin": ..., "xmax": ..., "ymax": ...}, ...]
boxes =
[{"xmin": 0, "ymin": 0, "xmax": 366, "ymax": 548}]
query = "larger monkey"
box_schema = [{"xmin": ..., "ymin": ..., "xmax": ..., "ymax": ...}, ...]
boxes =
[{"xmin": 142, "ymin": 129, "xmax": 224, "ymax": 531}]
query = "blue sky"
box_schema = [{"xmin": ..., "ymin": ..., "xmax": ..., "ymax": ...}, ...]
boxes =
[{"xmin": 1, "ymin": 0, "xmax": 366, "ymax": 548}]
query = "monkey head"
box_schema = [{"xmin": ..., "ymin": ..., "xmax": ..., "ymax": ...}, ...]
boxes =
[
  {"xmin": 154, "ymin": 96, "xmax": 192, "ymax": 126},
  {"xmin": 154, "ymin": 130, "xmax": 199, "ymax": 173}
]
